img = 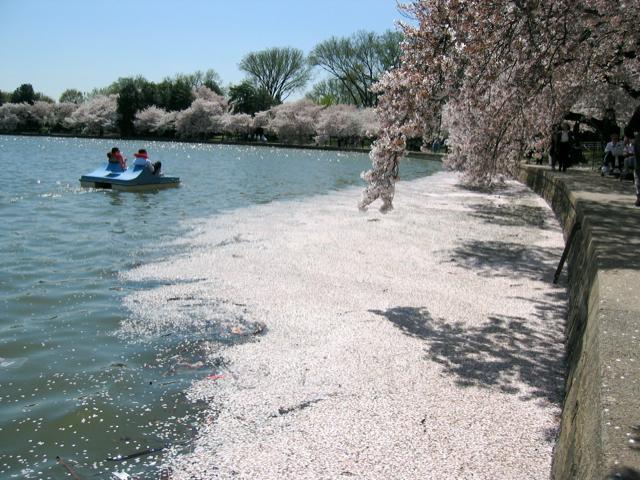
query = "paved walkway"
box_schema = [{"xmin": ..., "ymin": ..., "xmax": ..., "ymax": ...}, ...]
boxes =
[{"xmin": 539, "ymin": 166, "xmax": 639, "ymax": 289}]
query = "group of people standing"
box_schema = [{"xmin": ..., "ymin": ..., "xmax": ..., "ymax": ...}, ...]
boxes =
[
  {"xmin": 548, "ymin": 123, "xmax": 639, "ymax": 206},
  {"xmin": 430, "ymin": 138, "xmax": 447, "ymax": 154},
  {"xmin": 106, "ymin": 147, "xmax": 162, "ymax": 175}
]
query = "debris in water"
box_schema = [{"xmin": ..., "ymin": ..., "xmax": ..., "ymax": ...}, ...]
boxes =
[
  {"xmin": 106, "ymin": 445, "xmax": 165, "ymax": 462},
  {"xmin": 174, "ymin": 360, "xmax": 206, "ymax": 370},
  {"xmin": 111, "ymin": 472, "xmax": 131, "ymax": 480},
  {"xmin": 275, "ymin": 398, "xmax": 323, "ymax": 416},
  {"xmin": 166, "ymin": 296, "xmax": 195, "ymax": 302},
  {"xmin": 56, "ymin": 456, "xmax": 83, "ymax": 480}
]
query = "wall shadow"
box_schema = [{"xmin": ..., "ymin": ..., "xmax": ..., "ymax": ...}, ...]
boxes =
[
  {"xmin": 466, "ymin": 203, "xmax": 551, "ymax": 229},
  {"xmin": 448, "ymin": 240, "xmax": 563, "ymax": 281},
  {"xmin": 573, "ymin": 199, "xmax": 640, "ymax": 271},
  {"xmin": 455, "ymin": 182, "xmax": 517, "ymax": 196},
  {"xmin": 369, "ymin": 306, "xmax": 564, "ymax": 404}
]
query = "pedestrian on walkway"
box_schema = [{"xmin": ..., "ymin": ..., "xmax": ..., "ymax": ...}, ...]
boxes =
[{"xmin": 551, "ymin": 123, "xmax": 572, "ymax": 172}]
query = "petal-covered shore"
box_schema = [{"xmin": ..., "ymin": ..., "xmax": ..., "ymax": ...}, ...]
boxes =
[{"xmin": 122, "ymin": 171, "xmax": 566, "ymax": 480}]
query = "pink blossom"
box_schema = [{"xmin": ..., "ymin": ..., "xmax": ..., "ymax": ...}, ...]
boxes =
[
  {"xmin": 360, "ymin": 0, "xmax": 640, "ymax": 211},
  {"xmin": 65, "ymin": 95, "xmax": 118, "ymax": 134}
]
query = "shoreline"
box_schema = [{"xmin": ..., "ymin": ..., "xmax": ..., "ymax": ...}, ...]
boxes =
[
  {"xmin": 0, "ymin": 131, "xmax": 443, "ymax": 160},
  {"xmin": 122, "ymin": 171, "xmax": 567, "ymax": 479}
]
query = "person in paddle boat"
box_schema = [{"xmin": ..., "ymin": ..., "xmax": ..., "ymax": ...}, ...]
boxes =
[
  {"xmin": 133, "ymin": 149, "xmax": 162, "ymax": 176},
  {"xmin": 107, "ymin": 147, "xmax": 127, "ymax": 170}
]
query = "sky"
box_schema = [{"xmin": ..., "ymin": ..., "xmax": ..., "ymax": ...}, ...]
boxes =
[{"xmin": 0, "ymin": 0, "xmax": 403, "ymax": 101}]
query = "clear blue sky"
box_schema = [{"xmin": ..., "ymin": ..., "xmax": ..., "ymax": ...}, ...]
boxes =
[{"xmin": 0, "ymin": 0, "xmax": 402, "ymax": 101}]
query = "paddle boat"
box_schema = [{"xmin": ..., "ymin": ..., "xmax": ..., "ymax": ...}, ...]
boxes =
[{"xmin": 79, "ymin": 162, "xmax": 180, "ymax": 191}]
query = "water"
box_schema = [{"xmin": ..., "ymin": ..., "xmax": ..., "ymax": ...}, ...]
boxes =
[{"xmin": 0, "ymin": 135, "xmax": 441, "ymax": 479}]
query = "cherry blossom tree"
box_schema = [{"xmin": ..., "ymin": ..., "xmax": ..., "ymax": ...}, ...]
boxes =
[
  {"xmin": 28, "ymin": 101, "xmax": 56, "ymax": 129},
  {"xmin": 65, "ymin": 95, "xmax": 118, "ymax": 134},
  {"xmin": 53, "ymin": 102, "xmax": 78, "ymax": 130},
  {"xmin": 315, "ymin": 104, "xmax": 360, "ymax": 145},
  {"xmin": 0, "ymin": 103, "xmax": 30, "ymax": 132},
  {"xmin": 357, "ymin": 107, "xmax": 380, "ymax": 139},
  {"xmin": 0, "ymin": 101, "xmax": 78, "ymax": 132},
  {"xmin": 221, "ymin": 113, "xmax": 253, "ymax": 138},
  {"xmin": 134, "ymin": 106, "xmax": 177, "ymax": 135},
  {"xmin": 252, "ymin": 110, "xmax": 271, "ymax": 131},
  {"xmin": 193, "ymin": 86, "xmax": 223, "ymax": 102},
  {"xmin": 360, "ymin": 0, "xmax": 640, "ymax": 211},
  {"xmin": 174, "ymin": 94, "xmax": 228, "ymax": 139},
  {"xmin": 265, "ymin": 99, "xmax": 322, "ymax": 143}
]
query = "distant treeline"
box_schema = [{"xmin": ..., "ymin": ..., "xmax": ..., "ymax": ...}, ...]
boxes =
[{"xmin": 0, "ymin": 30, "xmax": 403, "ymax": 146}]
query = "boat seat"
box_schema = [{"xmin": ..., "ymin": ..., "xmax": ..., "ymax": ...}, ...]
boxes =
[{"xmin": 106, "ymin": 162, "xmax": 125, "ymax": 173}]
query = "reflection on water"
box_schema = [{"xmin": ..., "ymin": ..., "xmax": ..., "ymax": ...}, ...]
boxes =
[
  {"xmin": 0, "ymin": 135, "xmax": 440, "ymax": 478},
  {"xmin": 108, "ymin": 192, "xmax": 125, "ymax": 207}
]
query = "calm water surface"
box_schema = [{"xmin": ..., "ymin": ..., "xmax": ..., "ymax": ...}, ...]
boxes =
[{"xmin": 0, "ymin": 135, "xmax": 441, "ymax": 479}]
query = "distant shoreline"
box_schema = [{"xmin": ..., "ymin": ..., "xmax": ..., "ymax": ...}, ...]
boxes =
[{"xmin": 0, "ymin": 131, "xmax": 443, "ymax": 161}]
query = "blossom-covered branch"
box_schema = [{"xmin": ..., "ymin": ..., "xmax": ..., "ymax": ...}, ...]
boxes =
[{"xmin": 360, "ymin": 0, "xmax": 640, "ymax": 211}]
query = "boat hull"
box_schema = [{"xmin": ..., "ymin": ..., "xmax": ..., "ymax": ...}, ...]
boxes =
[
  {"xmin": 80, "ymin": 163, "xmax": 180, "ymax": 191},
  {"xmin": 79, "ymin": 180, "xmax": 180, "ymax": 191}
]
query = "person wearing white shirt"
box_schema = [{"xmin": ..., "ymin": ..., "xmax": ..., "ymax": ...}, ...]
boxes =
[
  {"xmin": 133, "ymin": 149, "xmax": 161, "ymax": 175},
  {"xmin": 602, "ymin": 132, "xmax": 624, "ymax": 175},
  {"xmin": 551, "ymin": 123, "xmax": 572, "ymax": 171}
]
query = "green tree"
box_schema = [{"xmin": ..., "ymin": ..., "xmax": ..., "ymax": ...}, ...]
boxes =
[
  {"xmin": 156, "ymin": 77, "xmax": 194, "ymax": 111},
  {"xmin": 0, "ymin": 90, "xmax": 10, "ymax": 105},
  {"xmin": 306, "ymin": 78, "xmax": 354, "ymax": 106},
  {"xmin": 11, "ymin": 83, "xmax": 36, "ymax": 104},
  {"xmin": 309, "ymin": 30, "xmax": 403, "ymax": 107},
  {"xmin": 60, "ymin": 89, "xmax": 85, "ymax": 104},
  {"xmin": 100, "ymin": 76, "xmax": 159, "ymax": 135},
  {"xmin": 179, "ymin": 69, "xmax": 224, "ymax": 95},
  {"xmin": 239, "ymin": 47, "xmax": 311, "ymax": 104},
  {"xmin": 34, "ymin": 93, "xmax": 54, "ymax": 103},
  {"xmin": 116, "ymin": 80, "xmax": 142, "ymax": 136},
  {"xmin": 228, "ymin": 81, "xmax": 275, "ymax": 114},
  {"xmin": 136, "ymin": 80, "xmax": 159, "ymax": 109},
  {"xmin": 103, "ymin": 76, "xmax": 150, "ymax": 96}
]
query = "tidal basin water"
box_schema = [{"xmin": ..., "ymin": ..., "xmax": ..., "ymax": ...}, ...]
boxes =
[{"xmin": 0, "ymin": 135, "xmax": 441, "ymax": 479}]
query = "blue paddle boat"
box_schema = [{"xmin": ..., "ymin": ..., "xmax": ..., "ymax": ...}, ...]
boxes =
[{"xmin": 79, "ymin": 163, "xmax": 180, "ymax": 191}]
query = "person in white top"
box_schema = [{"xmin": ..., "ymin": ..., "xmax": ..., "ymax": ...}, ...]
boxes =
[
  {"xmin": 133, "ymin": 149, "xmax": 161, "ymax": 175},
  {"xmin": 551, "ymin": 123, "xmax": 572, "ymax": 171},
  {"xmin": 602, "ymin": 132, "xmax": 625, "ymax": 175}
]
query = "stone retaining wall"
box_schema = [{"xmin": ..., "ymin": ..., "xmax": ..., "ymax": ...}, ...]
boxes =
[{"xmin": 519, "ymin": 166, "xmax": 640, "ymax": 479}]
